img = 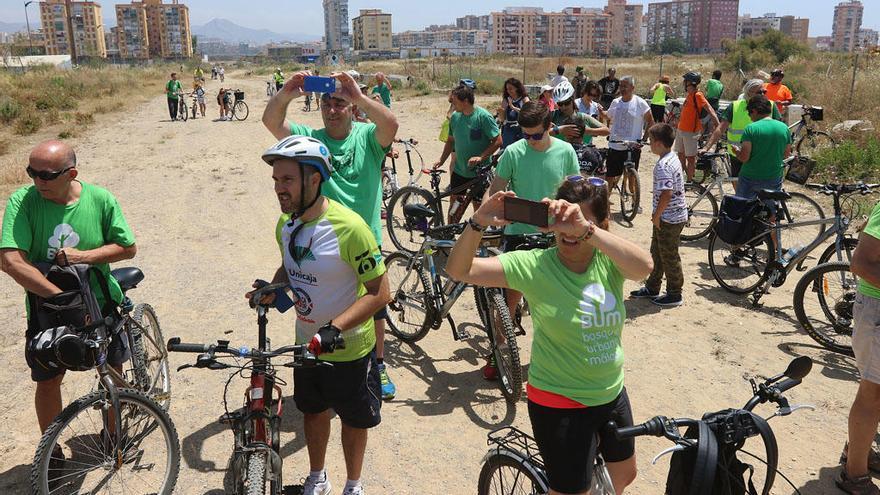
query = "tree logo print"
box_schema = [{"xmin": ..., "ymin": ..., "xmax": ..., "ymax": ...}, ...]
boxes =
[{"xmin": 49, "ymin": 224, "xmax": 80, "ymax": 249}]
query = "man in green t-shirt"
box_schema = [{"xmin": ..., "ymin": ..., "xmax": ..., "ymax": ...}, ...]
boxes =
[
  {"xmin": 262, "ymin": 69, "xmax": 400, "ymax": 400},
  {"xmin": 432, "ymin": 84, "xmax": 501, "ymax": 224},
  {"xmin": 705, "ymin": 70, "xmax": 724, "ymax": 112},
  {"xmin": 0, "ymin": 140, "xmax": 137, "ymax": 437},
  {"xmin": 165, "ymin": 72, "xmax": 182, "ymax": 121},
  {"xmin": 371, "ymin": 72, "xmax": 392, "ymax": 108},
  {"xmin": 839, "ymin": 201, "xmax": 880, "ymax": 494}
]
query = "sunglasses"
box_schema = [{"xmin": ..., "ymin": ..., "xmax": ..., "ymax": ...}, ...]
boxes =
[
  {"xmin": 26, "ymin": 165, "xmax": 74, "ymax": 181},
  {"xmin": 567, "ymin": 175, "xmax": 607, "ymax": 187},
  {"xmin": 522, "ymin": 130, "xmax": 546, "ymax": 141},
  {"xmin": 558, "ymin": 99, "xmax": 574, "ymax": 107}
]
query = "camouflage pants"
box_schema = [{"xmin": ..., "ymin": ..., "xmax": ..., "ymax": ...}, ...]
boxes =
[{"xmin": 646, "ymin": 221, "xmax": 685, "ymax": 296}]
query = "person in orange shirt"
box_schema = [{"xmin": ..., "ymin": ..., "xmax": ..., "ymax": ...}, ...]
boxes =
[
  {"xmin": 673, "ymin": 72, "xmax": 719, "ymax": 182},
  {"xmin": 764, "ymin": 68, "xmax": 793, "ymax": 115}
]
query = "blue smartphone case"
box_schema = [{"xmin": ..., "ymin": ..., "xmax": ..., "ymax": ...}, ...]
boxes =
[{"xmin": 303, "ymin": 76, "xmax": 336, "ymax": 94}]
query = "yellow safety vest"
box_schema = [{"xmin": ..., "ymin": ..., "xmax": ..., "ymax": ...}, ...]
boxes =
[
  {"xmin": 651, "ymin": 85, "xmax": 667, "ymax": 106},
  {"xmin": 727, "ymin": 99, "xmax": 751, "ymax": 156}
]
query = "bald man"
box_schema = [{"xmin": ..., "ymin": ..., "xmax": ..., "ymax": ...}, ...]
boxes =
[{"xmin": 0, "ymin": 140, "xmax": 137, "ymax": 438}]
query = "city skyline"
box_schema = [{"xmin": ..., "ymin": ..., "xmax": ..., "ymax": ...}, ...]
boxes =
[{"xmin": 1, "ymin": 0, "xmax": 877, "ymax": 38}]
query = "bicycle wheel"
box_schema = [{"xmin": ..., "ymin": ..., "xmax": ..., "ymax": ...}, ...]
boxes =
[
  {"xmin": 618, "ymin": 166, "xmax": 640, "ymax": 222},
  {"xmin": 818, "ymin": 236, "xmax": 859, "ymax": 265},
  {"xmin": 386, "ymin": 186, "xmax": 442, "ymax": 253},
  {"xmin": 129, "ymin": 303, "xmax": 171, "ymax": 409},
  {"xmin": 708, "ymin": 231, "xmax": 773, "ymax": 294},
  {"xmin": 381, "ymin": 171, "xmax": 396, "ymax": 205},
  {"xmin": 486, "ymin": 289, "xmax": 522, "ymax": 403},
  {"xmin": 234, "ymin": 101, "xmax": 249, "ymax": 121},
  {"xmin": 681, "ymin": 183, "xmax": 719, "ymax": 241},
  {"xmin": 793, "ymin": 261, "xmax": 856, "ymax": 356},
  {"xmin": 385, "ymin": 251, "xmax": 434, "ymax": 343},
  {"xmin": 796, "ymin": 131, "xmax": 835, "ymax": 156},
  {"xmin": 178, "ymin": 101, "xmax": 188, "ymax": 122},
  {"xmin": 31, "ymin": 388, "xmax": 180, "ymax": 495},
  {"xmin": 592, "ymin": 457, "xmax": 616, "ymax": 495},
  {"xmin": 777, "ymin": 192, "xmax": 825, "ymax": 259},
  {"xmin": 244, "ymin": 451, "xmax": 268, "ymax": 495},
  {"xmin": 477, "ymin": 453, "xmax": 547, "ymax": 495}
]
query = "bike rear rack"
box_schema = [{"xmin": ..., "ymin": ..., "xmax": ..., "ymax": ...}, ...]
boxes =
[{"xmin": 487, "ymin": 426, "xmax": 545, "ymax": 471}]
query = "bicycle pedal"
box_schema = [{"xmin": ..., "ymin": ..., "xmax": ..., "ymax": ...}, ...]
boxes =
[{"xmin": 453, "ymin": 328, "xmax": 471, "ymax": 341}]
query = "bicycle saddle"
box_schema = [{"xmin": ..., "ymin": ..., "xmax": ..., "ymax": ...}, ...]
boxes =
[
  {"xmin": 756, "ymin": 189, "xmax": 791, "ymax": 201},
  {"xmin": 403, "ymin": 203, "xmax": 436, "ymax": 219},
  {"xmin": 111, "ymin": 267, "xmax": 144, "ymax": 291}
]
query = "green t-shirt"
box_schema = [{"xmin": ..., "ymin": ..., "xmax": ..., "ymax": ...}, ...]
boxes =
[
  {"xmin": 551, "ymin": 110, "xmax": 604, "ymax": 145},
  {"xmin": 166, "ymin": 79, "xmax": 182, "ymax": 99},
  {"xmin": 1, "ymin": 182, "xmax": 136, "ymax": 311},
  {"xmin": 740, "ymin": 117, "xmax": 792, "ymax": 180},
  {"xmin": 372, "ymin": 84, "xmax": 392, "ymax": 107},
  {"xmin": 858, "ymin": 202, "xmax": 880, "ymax": 299},
  {"xmin": 496, "ymin": 138, "xmax": 578, "ymax": 235},
  {"xmin": 288, "ymin": 122, "xmax": 388, "ymax": 244},
  {"xmin": 705, "ymin": 79, "xmax": 724, "ymax": 100},
  {"xmin": 500, "ymin": 248, "xmax": 626, "ymax": 406},
  {"xmin": 449, "ymin": 106, "xmax": 500, "ymax": 178},
  {"xmin": 720, "ymin": 100, "xmax": 782, "ymax": 122}
]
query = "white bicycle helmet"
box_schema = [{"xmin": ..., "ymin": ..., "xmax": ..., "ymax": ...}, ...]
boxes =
[
  {"xmin": 262, "ymin": 135, "xmax": 334, "ymax": 182},
  {"xmin": 552, "ymin": 80, "xmax": 575, "ymax": 103}
]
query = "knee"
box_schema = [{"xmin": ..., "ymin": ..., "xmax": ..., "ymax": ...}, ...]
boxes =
[
  {"xmin": 35, "ymin": 374, "xmax": 63, "ymax": 395},
  {"xmin": 855, "ymin": 381, "xmax": 880, "ymax": 408}
]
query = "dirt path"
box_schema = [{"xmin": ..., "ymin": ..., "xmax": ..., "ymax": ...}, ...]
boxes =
[{"xmin": 0, "ymin": 71, "xmax": 857, "ymax": 494}]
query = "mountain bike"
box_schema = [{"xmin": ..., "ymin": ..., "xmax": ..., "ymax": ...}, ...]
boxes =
[
  {"xmin": 607, "ymin": 139, "xmax": 641, "ymax": 222},
  {"xmin": 229, "ymin": 89, "xmax": 249, "ymax": 121},
  {"xmin": 383, "ymin": 138, "xmax": 423, "ymax": 210},
  {"xmin": 385, "ymin": 159, "xmax": 496, "ymax": 253},
  {"xmin": 613, "ymin": 356, "xmax": 814, "ymax": 494},
  {"xmin": 266, "ymin": 81, "xmax": 277, "ymax": 97},
  {"xmin": 789, "ymin": 105, "xmax": 835, "ymax": 156},
  {"xmin": 167, "ymin": 282, "xmax": 344, "ymax": 495},
  {"xmin": 384, "ymin": 218, "xmax": 522, "ymax": 403},
  {"xmin": 709, "ymin": 183, "xmax": 875, "ymax": 306},
  {"xmin": 176, "ymin": 92, "xmax": 188, "ymax": 122}
]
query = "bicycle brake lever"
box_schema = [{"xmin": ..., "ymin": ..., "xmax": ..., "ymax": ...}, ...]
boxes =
[
  {"xmin": 769, "ymin": 403, "xmax": 816, "ymax": 419},
  {"xmin": 652, "ymin": 444, "xmax": 687, "ymax": 465}
]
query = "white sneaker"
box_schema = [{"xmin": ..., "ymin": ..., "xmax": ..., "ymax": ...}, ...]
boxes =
[
  {"xmin": 342, "ymin": 485, "xmax": 364, "ymax": 495},
  {"xmin": 303, "ymin": 472, "xmax": 332, "ymax": 495}
]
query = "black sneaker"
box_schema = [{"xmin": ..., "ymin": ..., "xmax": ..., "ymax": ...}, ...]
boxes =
[
  {"xmin": 630, "ymin": 287, "xmax": 659, "ymax": 299},
  {"xmin": 652, "ymin": 293, "xmax": 683, "ymax": 307}
]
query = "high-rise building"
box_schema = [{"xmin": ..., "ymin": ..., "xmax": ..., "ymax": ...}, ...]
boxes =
[
  {"xmin": 604, "ymin": 0, "xmax": 643, "ymax": 55},
  {"xmin": 116, "ymin": 3, "xmax": 149, "ymax": 59},
  {"xmin": 857, "ymin": 28, "xmax": 879, "ymax": 50},
  {"xmin": 115, "ymin": 0, "xmax": 191, "ymax": 59},
  {"xmin": 394, "ymin": 29, "xmax": 490, "ymax": 50},
  {"xmin": 831, "ymin": 0, "xmax": 864, "ymax": 52},
  {"xmin": 456, "ymin": 15, "xmax": 491, "ymax": 31},
  {"xmin": 645, "ymin": 0, "xmax": 738, "ymax": 53},
  {"xmin": 491, "ymin": 7, "xmax": 611, "ymax": 57},
  {"xmin": 323, "ymin": 0, "xmax": 351, "ymax": 54},
  {"xmin": 737, "ymin": 13, "xmax": 809, "ymax": 43},
  {"xmin": 352, "ymin": 8, "xmax": 392, "ymax": 51},
  {"xmin": 39, "ymin": 0, "xmax": 107, "ymax": 58}
]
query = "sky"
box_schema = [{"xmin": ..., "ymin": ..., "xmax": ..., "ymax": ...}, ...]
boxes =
[{"xmin": 2, "ymin": 1, "xmax": 877, "ymax": 38}]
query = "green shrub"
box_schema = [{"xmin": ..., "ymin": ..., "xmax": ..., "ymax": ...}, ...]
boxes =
[
  {"xmin": 74, "ymin": 112, "xmax": 95, "ymax": 126},
  {"xmin": 475, "ymin": 79, "xmax": 501, "ymax": 96},
  {"xmin": 0, "ymin": 97, "xmax": 21, "ymax": 123},
  {"xmin": 57, "ymin": 128, "xmax": 76, "ymax": 139},
  {"xmin": 414, "ymin": 80, "xmax": 431, "ymax": 96},
  {"xmin": 14, "ymin": 111, "xmax": 42, "ymax": 135},
  {"xmin": 813, "ymin": 138, "xmax": 880, "ymax": 183}
]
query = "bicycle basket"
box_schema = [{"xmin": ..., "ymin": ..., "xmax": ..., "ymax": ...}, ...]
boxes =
[
  {"xmin": 785, "ymin": 156, "xmax": 816, "ymax": 185},
  {"xmin": 807, "ymin": 106, "xmax": 824, "ymax": 121},
  {"xmin": 714, "ymin": 195, "xmax": 763, "ymax": 245},
  {"xmin": 234, "ymin": 90, "xmax": 245, "ymax": 101},
  {"xmin": 696, "ymin": 154, "xmax": 713, "ymax": 172}
]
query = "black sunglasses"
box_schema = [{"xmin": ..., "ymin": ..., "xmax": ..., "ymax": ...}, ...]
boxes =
[
  {"xmin": 567, "ymin": 175, "xmax": 607, "ymax": 187},
  {"xmin": 26, "ymin": 165, "xmax": 74, "ymax": 181},
  {"xmin": 522, "ymin": 129, "xmax": 546, "ymax": 140}
]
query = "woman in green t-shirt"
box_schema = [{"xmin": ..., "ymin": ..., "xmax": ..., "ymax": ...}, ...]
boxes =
[{"xmin": 447, "ymin": 178, "xmax": 653, "ymax": 494}]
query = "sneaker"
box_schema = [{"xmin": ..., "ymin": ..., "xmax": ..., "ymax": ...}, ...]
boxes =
[
  {"xmin": 836, "ymin": 468, "xmax": 880, "ymax": 495},
  {"xmin": 652, "ymin": 293, "xmax": 683, "ymax": 307},
  {"xmin": 840, "ymin": 442, "xmax": 880, "ymax": 473},
  {"xmin": 377, "ymin": 363, "xmax": 396, "ymax": 400},
  {"xmin": 343, "ymin": 485, "xmax": 365, "ymax": 495},
  {"xmin": 482, "ymin": 356, "xmax": 499, "ymax": 381},
  {"xmin": 630, "ymin": 287, "xmax": 659, "ymax": 299},
  {"xmin": 303, "ymin": 471, "xmax": 332, "ymax": 495}
]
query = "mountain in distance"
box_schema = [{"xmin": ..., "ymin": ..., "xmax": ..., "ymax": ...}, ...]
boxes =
[
  {"xmin": 0, "ymin": 21, "xmax": 27, "ymax": 33},
  {"xmin": 192, "ymin": 18, "xmax": 320, "ymax": 44}
]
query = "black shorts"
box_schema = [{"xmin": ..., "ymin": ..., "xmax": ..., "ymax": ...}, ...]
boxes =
[
  {"xmin": 605, "ymin": 148, "xmax": 642, "ymax": 178},
  {"xmin": 450, "ymin": 172, "xmax": 487, "ymax": 200},
  {"xmin": 293, "ymin": 350, "xmax": 382, "ymax": 429},
  {"xmin": 729, "ymin": 155, "xmax": 743, "ymax": 178},
  {"xmin": 528, "ymin": 388, "xmax": 635, "ymax": 493}
]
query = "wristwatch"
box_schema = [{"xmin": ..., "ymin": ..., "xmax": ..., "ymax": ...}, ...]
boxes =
[
  {"xmin": 468, "ymin": 217, "xmax": 487, "ymax": 233},
  {"xmin": 551, "ymin": 123, "xmax": 559, "ymax": 135}
]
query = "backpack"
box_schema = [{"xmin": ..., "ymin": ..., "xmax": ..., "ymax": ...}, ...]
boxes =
[
  {"xmin": 714, "ymin": 195, "xmax": 763, "ymax": 245},
  {"xmin": 26, "ymin": 263, "xmax": 113, "ymax": 372},
  {"xmin": 689, "ymin": 92, "xmax": 709, "ymax": 132}
]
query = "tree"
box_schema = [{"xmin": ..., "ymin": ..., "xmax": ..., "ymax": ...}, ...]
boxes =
[
  {"xmin": 653, "ymin": 37, "xmax": 687, "ymax": 55},
  {"xmin": 721, "ymin": 29, "xmax": 809, "ymax": 71}
]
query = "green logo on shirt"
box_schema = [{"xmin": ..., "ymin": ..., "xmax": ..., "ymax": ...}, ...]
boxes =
[{"xmin": 290, "ymin": 245, "xmax": 316, "ymax": 267}]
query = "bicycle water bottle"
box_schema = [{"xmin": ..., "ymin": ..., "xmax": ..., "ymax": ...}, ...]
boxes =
[
  {"xmin": 449, "ymin": 198, "xmax": 463, "ymax": 220},
  {"xmin": 782, "ymin": 244, "xmax": 805, "ymax": 263}
]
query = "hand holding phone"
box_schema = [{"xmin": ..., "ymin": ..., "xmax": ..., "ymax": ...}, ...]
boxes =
[
  {"xmin": 503, "ymin": 196, "xmax": 549, "ymax": 228},
  {"xmin": 303, "ymin": 76, "xmax": 337, "ymax": 94}
]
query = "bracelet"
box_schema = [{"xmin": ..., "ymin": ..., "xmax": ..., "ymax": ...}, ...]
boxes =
[
  {"xmin": 576, "ymin": 221, "xmax": 596, "ymax": 241},
  {"xmin": 467, "ymin": 217, "xmax": 487, "ymax": 233}
]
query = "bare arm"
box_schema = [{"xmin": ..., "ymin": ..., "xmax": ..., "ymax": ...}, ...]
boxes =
[
  {"xmin": 482, "ymin": 176, "xmax": 509, "ymax": 204},
  {"xmin": 329, "ymin": 274, "xmax": 390, "ymax": 331},
  {"xmin": 56, "ymin": 243, "xmax": 137, "ymax": 265},
  {"xmin": 706, "ymin": 103, "xmax": 720, "ymax": 128},
  {"xmin": 703, "ymin": 120, "xmax": 729, "ymax": 152},
  {"xmin": 736, "ymin": 141, "xmax": 752, "ymax": 163},
  {"xmin": 0, "ymin": 249, "xmax": 61, "ymax": 297},
  {"xmin": 852, "ymin": 231, "xmax": 880, "ymax": 289},
  {"xmin": 355, "ymin": 92, "xmax": 398, "ymax": 148},
  {"xmin": 446, "ymin": 191, "xmax": 513, "ymax": 288},
  {"xmin": 433, "ymin": 136, "xmax": 455, "ymax": 169},
  {"xmin": 642, "ymin": 109, "xmax": 656, "ymax": 142},
  {"xmin": 262, "ymin": 71, "xmax": 309, "ymax": 140}
]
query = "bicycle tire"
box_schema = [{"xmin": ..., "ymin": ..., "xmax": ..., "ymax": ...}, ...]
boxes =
[
  {"xmin": 777, "ymin": 191, "xmax": 826, "ymax": 256},
  {"xmin": 245, "ymin": 451, "xmax": 268, "ymax": 495},
  {"xmin": 486, "ymin": 289, "xmax": 522, "ymax": 403},
  {"xmin": 818, "ymin": 236, "xmax": 859, "ymax": 265},
  {"xmin": 592, "ymin": 457, "xmax": 616, "ymax": 495},
  {"xmin": 234, "ymin": 101, "xmax": 249, "ymax": 121},
  {"xmin": 795, "ymin": 130, "xmax": 835, "ymax": 156},
  {"xmin": 31, "ymin": 388, "xmax": 180, "ymax": 495},
  {"xmin": 477, "ymin": 452, "xmax": 548, "ymax": 495},
  {"xmin": 793, "ymin": 261, "xmax": 856, "ymax": 356},
  {"xmin": 681, "ymin": 183, "xmax": 719, "ymax": 241},
  {"xmin": 385, "ymin": 251, "xmax": 434, "ymax": 342},
  {"xmin": 708, "ymin": 231, "xmax": 773, "ymax": 294},
  {"xmin": 619, "ymin": 166, "xmax": 640, "ymax": 222},
  {"xmin": 130, "ymin": 303, "xmax": 171, "ymax": 409},
  {"xmin": 386, "ymin": 186, "xmax": 442, "ymax": 253},
  {"xmin": 178, "ymin": 101, "xmax": 188, "ymax": 122}
]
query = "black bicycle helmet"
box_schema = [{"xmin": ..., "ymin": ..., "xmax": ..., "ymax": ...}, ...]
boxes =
[
  {"xmin": 683, "ymin": 71, "xmax": 702, "ymax": 85},
  {"xmin": 771, "ymin": 68, "xmax": 785, "ymax": 77}
]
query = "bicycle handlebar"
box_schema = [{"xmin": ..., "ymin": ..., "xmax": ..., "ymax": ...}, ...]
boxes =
[{"xmin": 806, "ymin": 183, "xmax": 877, "ymax": 196}]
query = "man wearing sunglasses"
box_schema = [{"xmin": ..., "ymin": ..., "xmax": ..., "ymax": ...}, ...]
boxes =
[
  {"xmin": 0, "ymin": 140, "xmax": 137, "ymax": 439},
  {"xmin": 763, "ymin": 68, "xmax": 792, "ymax": 116}
]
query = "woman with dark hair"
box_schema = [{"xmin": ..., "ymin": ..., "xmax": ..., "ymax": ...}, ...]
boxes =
[
  {"xmin": 447, "ymin": 179, "xmax": 653, "ymax": 495},
  {"xmin": 576, "ymin": 80, "xmax": 607, "ymax": 122},
  {"xmin": 500, "ymin": 77, "xmax": 530, "ymax": 148}
]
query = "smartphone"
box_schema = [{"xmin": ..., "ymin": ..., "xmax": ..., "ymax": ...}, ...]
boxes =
[
  {"xmin": 303, "ymin": 76, "xmax": 337, "ymax": 94},
  {"xmin": 504, "ymin": 197, "xmax": 549, "ymax": 228}
]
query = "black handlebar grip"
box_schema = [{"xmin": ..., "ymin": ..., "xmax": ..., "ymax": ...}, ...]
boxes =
[
  {"xmin": 614, "ymin": 423, "xmax": 650, "ymax": 440},
  {"xmin": 776, "ymin": 378, "xmax": 802, "ymax": 394},
  {"xmin": 166, "ymin": 337, "xmax": 211, "ymax": 353}
]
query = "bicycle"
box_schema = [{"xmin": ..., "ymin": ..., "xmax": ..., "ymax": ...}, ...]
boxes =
[
  {"xmin": 384, "ymin": 218, "xmax": 522, "ymax": 403},
  {"xmin": 266, "ymin": 81, "xmax": 277, "ymax": 98},
  {"xmin": 385, "ymin": 159, "xmax": 496, "ymax": 253},
  {"xmin": 176, "ymin": 92, "xmax": 188, "ymax": 122},
  {"xmin": 788, "ymin": 105, "xmax": 835, "ymax": 156},
  {"xmin": 708, "ymin": 183, "xmax": 875, "ymax": 306},
  {"xmin": 228, "ymin": 89, "xmax": 249, "ymax": 121},
  {"xmin": 382, "ymin": 138, "xmax": 424, "ymax": 211},
  {"xmin": 607, "ymin": 139, "xmax": 642, "ymax": 222},
  {"xmin": 166, "ymin": 282, "xmax": 342, "ymax": 495}
]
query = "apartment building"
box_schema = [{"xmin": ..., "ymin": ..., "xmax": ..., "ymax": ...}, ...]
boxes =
[
  {"xmin": 646, "ymin": 0, "xmax": 738, "ymax": 53},
  {"xmin": 858, "ymin": 28, "xmax": 879, "ymax": 50},
  {"xmin": 40, "ymin": 0, "xmax": 107, "ymax": 58},
  {"xmin": 114, "ymin": 0, "xmax": 191, "ymax": 59},
  {"xmin": 604, "ymin": 0, "xmax": 643, "ymax": 55},
  {"xmin": 323, "ymin": 0, "xmax": 351, "ymax": 54},
  {"xmin": 491, "ymin": 7, "xmax": 611, "ymax": 57},
  {"xmin": 831, "ymin": 0, "xmax": 864, "ymax": 52},
  {"xmin": 737, "ymin": 13, "xmax": 810, "ymax": 43},
  {"xmin": 456, "ymin": 15, "xmax": 491, "ymax": 31},
  {"xmin": 393, "ymin": 29, "xmax": 489, "ymax": 50},
  {"xmin": 352, "ymin": 9, "xmax": 392, "ymax": 51},
  {"xmin": 115, "ymin": 3, "xmax": 149, "ymax": 59}
]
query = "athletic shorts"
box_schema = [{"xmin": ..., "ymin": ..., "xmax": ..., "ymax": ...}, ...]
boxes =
[
  {"xmin": 528, "ymin": 388, "xmax": 635, "ymax": 493},
  {"xmin": 853, "ymin": 293, "xmax": 880, "ymax": 384},
  {"xmin": 673, "ymin": 130, "xmax": 700, "ymax": 157},
  {"xmin": 450, "ymin": 171, "xmax": 487, "ymax": 200},
  {"xmin": 605, "ymin": 148, "xmax": 642, "ymax": 178},
  {"xmin": 293, "ymin": 349, "xmax": 382, "ymax": 429}
]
